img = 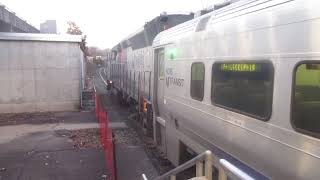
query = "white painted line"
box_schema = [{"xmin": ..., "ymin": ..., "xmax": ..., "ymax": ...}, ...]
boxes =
[
  {"xmin": 99, "ymin": 68, "xmax": 109, "ymax": 86},
  {"xmin": 109, "ymin": 122, "xmax": 127, "ymax": 129}
]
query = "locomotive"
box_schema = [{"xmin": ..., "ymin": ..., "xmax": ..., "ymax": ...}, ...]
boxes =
[{"xmin": 105, "ymin": 0, "xmax": 320, "ymax": 179}]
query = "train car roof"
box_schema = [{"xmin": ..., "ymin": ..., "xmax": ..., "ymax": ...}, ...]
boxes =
[
  {"xmin": 111, "ymin": 13, "xmax": 194, "ymax": 51},
  {"xmin": 152, "ymin": 0, "xmax": 285, "ymax": 47}
]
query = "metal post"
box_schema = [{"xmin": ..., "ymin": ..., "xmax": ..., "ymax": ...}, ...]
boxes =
[
  {"xmin": 219, "ymin": 159, "xmax": 254, "ymax": 180},
  {"xmin": 134, "ymin": 71, "xmax": 136, "ymax": 98},
  {"xmin": 148, "ymin": 71, "xmax": 151, "ymax": 100},
  {"xmin": 142, "ymin": 174, "xmax": 148, "ymax": 180},
  {"xmin": 129, "ymin": 71, "xmax": 131, "ymax": 96},
  {"xmin": 143, "ymin": 72, "xmax": 146, "ymax": 98},
  {"xmin": 218, "ymin": 166, "xmax": 227, "ymax": 180},
  {"xmin": 205, "ymin": 151, "xmax": 213, "ymax": 180},
  {"xmin": 196, "ymin": 161, "xmax": 203, "ymax": 177},
  {"xmin": 125, "ymin": 70, "xmax": 127, "ymax": 92},
  {"xmin": 138, "ymin": 72, "xmax": 140, "ymax": 103}
]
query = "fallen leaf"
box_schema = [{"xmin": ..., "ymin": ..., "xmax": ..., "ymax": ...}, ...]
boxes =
[
  {"xmin": 0, "ymin": 168, "xmax": 6, "ymax": 172},
  {"xmin": 101, "ymin": 174, "xmax": 107, "ymax": 178}
]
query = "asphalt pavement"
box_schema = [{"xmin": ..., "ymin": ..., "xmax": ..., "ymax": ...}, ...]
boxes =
[
  {"xmin": 0, "ymin": 111, "xmax": 110, "ymax": 180},
  {"xmin": 94, "ymin": 68, "xmax": 159, "ymax": 180}
]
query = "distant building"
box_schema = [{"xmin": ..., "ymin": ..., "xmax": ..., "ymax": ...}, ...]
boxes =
[{"xmin": 40, "ymin": 20, "xmax": 57, "ymax": 34}]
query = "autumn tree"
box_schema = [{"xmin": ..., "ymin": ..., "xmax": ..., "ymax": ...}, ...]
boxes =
[{"xmin": 66, "ymin": 21, "xmax": 82, "ymax": 35}]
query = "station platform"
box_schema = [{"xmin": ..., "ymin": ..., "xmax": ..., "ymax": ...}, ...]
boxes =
[{"xmin": 93, "ymin": 69, "xmax": 159, "ymax": 180}]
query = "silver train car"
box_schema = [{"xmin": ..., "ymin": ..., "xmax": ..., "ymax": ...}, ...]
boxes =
[
  {"xmin": 106, "ymin": 0, "xmax": 320, "ymax": 179},
  {"xmin": 105, "ymin": 13, "xmax": 194, "ymax": 136}
]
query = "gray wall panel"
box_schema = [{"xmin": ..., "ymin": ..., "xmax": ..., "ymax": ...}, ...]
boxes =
[{"xmin": 0, "ymin": 39, "xmax": 83, "ymax": 113}]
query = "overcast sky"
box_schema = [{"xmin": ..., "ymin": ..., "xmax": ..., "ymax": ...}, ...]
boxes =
[{"xmin": 1, "ymin": 0, "xmax": 224, "ymax": 48}]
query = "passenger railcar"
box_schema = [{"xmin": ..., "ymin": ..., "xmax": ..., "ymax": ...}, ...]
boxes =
[
  {"xmin": 107, "ymin": 0, "xmax": 320, "ymax": 179},
  {"xmin": 105, "ymin": 13, "xmax": 194, "ymax": 137}
]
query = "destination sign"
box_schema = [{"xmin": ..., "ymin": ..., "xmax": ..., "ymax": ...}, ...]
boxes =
[
  {"xmin": 220, "ymin": 63, "xmax": 261, "ymax": 72},
  {"xmin": 306, "ymin": 64, "xmax": 320, "ymax": 70}
]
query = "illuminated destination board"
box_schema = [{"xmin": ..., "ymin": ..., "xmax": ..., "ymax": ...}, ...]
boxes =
[{"xmin": 220, "ymin": 63, "xmax": 261, "ymax": 72}]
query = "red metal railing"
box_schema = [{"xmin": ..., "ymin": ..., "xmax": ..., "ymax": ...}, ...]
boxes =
[{"xmin": 95, "ymin": 91, "xmax": 117, "ymax": 180}]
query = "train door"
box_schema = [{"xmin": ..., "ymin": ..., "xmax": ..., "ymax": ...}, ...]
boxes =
[
  {"xmin": 153, "ymin": 48, "xmax": 167, "ymax": 154},
  {"xmin": 154, "ymin": 48, "xmax": 165, "ymax": 116}
]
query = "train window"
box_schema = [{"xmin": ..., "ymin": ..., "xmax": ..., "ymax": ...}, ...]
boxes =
[
  {"xmin": 191, "ymin": 63, "xmax": 205, "ymax": 101},
  {"xmin": 158, "ymin": 49, "xmax": 165, "ymax": 80},
  {"xmin": 195, "ymin": 16, "xmax": 210, "ymax": 32},
  {"xmin": 212, "ymin": 62, "xmax": 274, "ymax": 120},
  {"xmin": 292, "ymin": 62, "xmax": 320, "ymax": 137}
]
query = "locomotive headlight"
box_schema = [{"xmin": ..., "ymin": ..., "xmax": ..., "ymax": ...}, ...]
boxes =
[{"xmin": 109, "ymin": 80, "xmax": 113, "ymax": 84}]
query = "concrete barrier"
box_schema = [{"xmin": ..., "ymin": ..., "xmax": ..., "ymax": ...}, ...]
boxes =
[{"xmin": 0, "ymin": 33, "xmax": 83, "ymax": 113}]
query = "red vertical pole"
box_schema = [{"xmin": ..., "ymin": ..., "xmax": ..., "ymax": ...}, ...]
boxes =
[
  {"xmin": 95, "ymin": 93, "xmax": 117, "ymax": 180},
  {"xmin": 95, "ymin": 92, "xmax": 97, "ymax": 118},
  {"xmin": 100, "ymin": 111, "xmax": 106, "ymax": 147}
]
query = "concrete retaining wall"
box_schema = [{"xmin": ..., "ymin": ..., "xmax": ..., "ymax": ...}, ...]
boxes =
[{"xmin": 0, "ymin": 33, "xmax": 83, "ymax": 113}]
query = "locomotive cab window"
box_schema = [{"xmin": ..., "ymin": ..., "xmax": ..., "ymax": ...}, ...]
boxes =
[
  {"xmin": 292, "ymin": 63, "xmax": 320, "ymax": 137},
  {"xmin": 157, "ymin": 49, "xmax": 165, "ymax": 80},
  {"xmin": 212, "ymin": 62, "xmax": 274, "ymax": 120},
  {"xmin": 191, "ymin": 63, "xmax": 205, "ymax": 101}
]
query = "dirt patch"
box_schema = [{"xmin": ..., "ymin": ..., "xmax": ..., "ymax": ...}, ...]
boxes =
[
  {"xmin": 54, "ymin": 128, "xmax": 103, "ymax": 150},
  {"xmin": 0, "ymin": 112, "xmax": 97, "ymax": 126},
  {"xmin": 113, "ymin": 128, "xmax": 141, "ymax": 146},
  {"xmin": 0, "ymin": 112, "xmax": 57, "ymax": 126},
  {"xmin": 69, "ymin": 128, "xmax": 103, "ymax": 149}
]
